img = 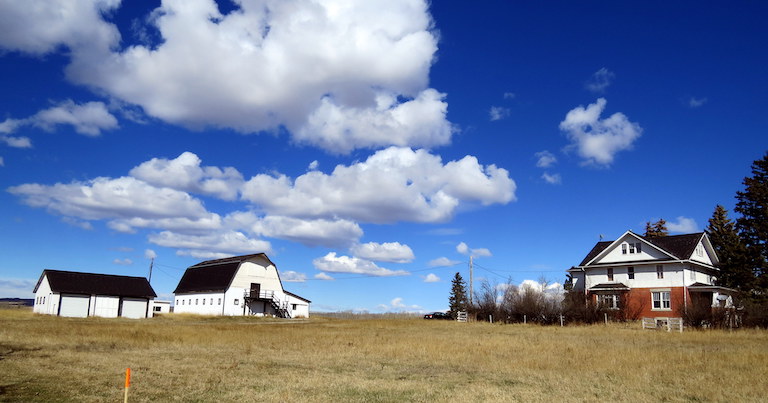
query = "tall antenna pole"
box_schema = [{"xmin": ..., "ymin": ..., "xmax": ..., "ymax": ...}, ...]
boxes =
[
  {"xmin": 469, "ymin": 255, "xmax": 473, "ymax": 306},
  {"xmin": 148, "ymin": 257, "xmax": 154, "ymax": 284}
]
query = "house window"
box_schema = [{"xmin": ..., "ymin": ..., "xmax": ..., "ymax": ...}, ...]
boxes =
[
  {"xmin": 636, "ymin": 243, "xmax": 641, "ymax": 253},
  {"xmin": 607, "ymin": 268, "xmax": 614, "ymax": 281},
  {"xmin": 696, "ymin": 245, "xmax": 703, "ymax": 257},
  {"xmin": 628, "ymin": 267, "xmax": 635, "ymax": 280},
  {"xmin": 153, "ymin": 306, "xmax": 162, "ymax": 312},
  {"xmin": 652, "ymin": 291, "xmax": 671, "ymax": 310},
  {"xmin": 622, "ymin": 244, "xmax": 627, "ymax": 254},
  {"xmin": 628, "ymin": 243, "xmax": 635, "ymax": 253},
  {"xmin": 598, "ymin": 294, "xmax": 620, "ymax": 309},
  {"xmin": 656, "ymin": 265, "xmax": 664, "ymax": 279},
  {"xmin": 234, "ymin": 299, "xmax": 239, "ymax": 306},
  {"xmin": 218, "ymin": 298, "xmax": 221, "ymax": 305}
]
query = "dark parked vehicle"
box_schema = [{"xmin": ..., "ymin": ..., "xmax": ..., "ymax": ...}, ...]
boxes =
[{"xmin": 423, "ymin": 312, "xmax": 453, "ymax": 320}]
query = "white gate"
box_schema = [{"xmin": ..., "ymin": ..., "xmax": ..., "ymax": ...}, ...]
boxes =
[{"xmin": 59, "ymin": 294, "xmax": 90, "ymax": 317}]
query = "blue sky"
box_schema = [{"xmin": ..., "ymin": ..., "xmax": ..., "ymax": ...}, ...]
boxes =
[{"xmin": 1, "ymin": 1, "xmax": 766, "ymax": 312}]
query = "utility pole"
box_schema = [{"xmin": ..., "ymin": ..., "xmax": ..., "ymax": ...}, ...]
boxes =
[
  {"xmin": 469, "ymin": 256, "xmax": 473, "ymax": 306},
  {"xmin": 148, "ymin": 257, "xmax": 154, "ymax": 284}
]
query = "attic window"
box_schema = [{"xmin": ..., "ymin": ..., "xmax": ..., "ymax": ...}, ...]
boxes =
[
  {"xmin": 623, "ymin": 242, "xmax": 642, "ymax": 254},
  {"xmin": 696, "ymin": 245, "xmax": 704, "ymax": 257}
]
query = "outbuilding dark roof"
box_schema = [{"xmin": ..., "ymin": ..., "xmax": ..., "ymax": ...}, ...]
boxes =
[
  {"xmin": 174, "ymin": 253, "xmax": 274, "ymax": 294},
  {"xmin": 579, "ymin": 232, "xmax": 706, "ymax": 266},
  {"xmin": 34, "ymin": 270, "xmax": 156, "ymax": 298}
]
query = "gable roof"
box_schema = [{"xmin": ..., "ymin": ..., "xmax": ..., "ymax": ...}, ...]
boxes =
[
  {"xmin": 34, "ymin": 270, "xmax": 156, "ymax": 298},
  {"xmin": 285, "ymin": 290, "xmax": 312, "ymax": 303},
  {"xmin": 579, "ymin": 232, "xmax": 710, "ymax": 267},
  {"xmin": 174, "ymin": 253, "xmax": 274, "ymax": 294}
]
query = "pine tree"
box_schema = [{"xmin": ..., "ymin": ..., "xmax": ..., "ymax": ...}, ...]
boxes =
[
  {"xmin": 644, "ymin": 219, "xmax": 668, "ymax": 238},
  {"xmin": 706, "ymin": 205, "xmax": 755, "ymax": 292},
  {"xmin": 448, "ymin": 272, "xmax": 469, "ymax": 318},
  {"xmin": 735, "ymin": 152, "xmax": 768, "ymax": 290}
]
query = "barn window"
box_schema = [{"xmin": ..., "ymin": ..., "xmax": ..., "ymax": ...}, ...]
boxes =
[
  {"xmin": 210, "ymin": 298, "xmax": 213, "ymax": 305},
  {"xmin": 218, "ymin": 298, "xmax": 221, "ymax": 305},
  {"xmin": 195, "ymin": 299, "xmax": 199, "ymax": 305},
  {"xmin": 234, "ymin": 299, "xmax": 240, "ymax": 306},
  {"xmin": 202, "ymin": 298, "xmax": 205, "ymax": 305},
  {"xmin": 154, "ymin": 306, "xmax": 162, "ymax": 312},
  {"xmin": 42, "ymin": 296, "xmax": 45, "ymax": 304},
  {"xmin": 181, "ymin": 300, "xmax": 184, "ymax": 305},
  {"xmin": 292, "ymin": 304, "xmax": 297, "ymax": 310}
]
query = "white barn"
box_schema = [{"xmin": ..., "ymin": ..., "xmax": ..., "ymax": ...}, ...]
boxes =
[
  {"xmin": 33, "ymin": 270, "xmax": 157, "ymax": 319},
  {"xmin": 173, "ymin": 254, "xmax": 310, "ymax": 318}
]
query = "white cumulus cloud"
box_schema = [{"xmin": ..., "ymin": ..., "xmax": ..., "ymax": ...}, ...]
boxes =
[
  {"xmin": 281, "ymin": 271, "xmax": 307, "ymax": 283},
  {"xmin": 535, "ymin": 150, "xmax": 557, "ymax": 168},
  {"xmin": 241, "ymin": 147, "xmax": 515, "ymax": 224},
  {"xmin": 350, "ymin": 242, "xmax": 414, "ymax": 263},
  {"xmin": 560, "ymin": 98, "xmax": 642, "ymax": 167},
  {"xmin": 667, "ymin": 216, "xmax": 699, "ymax": 233},
  {"xmin": 428, "ymin": 257, "xmax": 461, "ymax": 267},
  {"xmin": 541, "ymin": 172, "xmax": 562, "ymax": 185},
  {"xmin": 423, "ymin": 273, "xmax": 440, "ymax": 283},
  {"xmin": 0, "ymin": 0, "xmax": 450, "ymax": 154},
  {"xmin": 456, "ymin": 242, "xmax": 491, "ymax": 258},
  {"xmin": 312, "ymin": 252, "xmax": 409, "ymax": 277}
]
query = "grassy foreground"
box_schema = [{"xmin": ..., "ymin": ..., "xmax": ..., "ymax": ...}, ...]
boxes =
[{"xmin": 0, "ymin": 310, "xmax": 766, "ymax": 402}]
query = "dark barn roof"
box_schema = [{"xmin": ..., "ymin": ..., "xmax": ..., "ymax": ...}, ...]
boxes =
[
  {"xmin": 174, "ymin": 253, "xmax": 274, "ymax": 294},
  {"xmin": 35, "ymin": 270, "xmax": 156, "ymax": 298}
]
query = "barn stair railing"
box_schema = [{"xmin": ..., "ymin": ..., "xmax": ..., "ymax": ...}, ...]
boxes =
[{"xmin": 245, "ymin": 290, "xmax": 291, "ymax": 318}]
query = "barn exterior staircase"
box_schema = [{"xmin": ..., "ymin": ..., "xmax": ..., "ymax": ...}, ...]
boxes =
[{"xmin": 244, "ymin": 290, "xmax": 291, "ymax": 318}]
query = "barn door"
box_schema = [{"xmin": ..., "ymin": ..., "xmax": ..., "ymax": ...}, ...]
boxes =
[{"xmin": 250, "ymin": 283, "xmax": 261, "ymax": 299}]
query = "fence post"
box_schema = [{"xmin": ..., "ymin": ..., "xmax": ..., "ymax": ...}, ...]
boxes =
[
  {"xmin": 523, "ymin": 315, "xmax": 526, "ymax": 324},
  {"xmin": 560, "ymin": 315, "xmax": 564, "ymax": 327},
  {"xmin": 489, "ymin": 314, "xmax": 493, "ymax": 324},
  {"xmin": 604, "ymin": 313, "xmax": 608, "ymax": 325}
]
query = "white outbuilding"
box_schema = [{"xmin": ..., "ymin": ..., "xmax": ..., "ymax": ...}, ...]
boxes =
[
  {"xmin": 173, "ymin": 253, "xmax": 310, "ymax": 318},
  {"xmin": 33, "ymin": 270, "xmax": 157, "ymax": 319}
]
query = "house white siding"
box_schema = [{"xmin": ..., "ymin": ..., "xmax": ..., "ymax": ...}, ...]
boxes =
[
  {"xmin": 287, "ymin": 294, "xmax": 310, "ymax": 318},
  {"xmin": 33, "ymin": 276, "xmax": 56, "ymax": 315},
  {"xmin": 594, "ymin": 233, "xmax": 671, "ymax": 264}
]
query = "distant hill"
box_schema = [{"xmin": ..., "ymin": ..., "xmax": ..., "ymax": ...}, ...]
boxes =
[{"xmin": 0, "ymin": 298, "xmax": 34, "ymax": 307}]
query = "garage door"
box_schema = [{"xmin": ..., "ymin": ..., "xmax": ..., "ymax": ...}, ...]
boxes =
[
  {"xmin": 121, "ymin": 298, "xmax": 148, "ymax": 319},
  {"xmin": 60, "ymin": 294, "xmax": 90, "ymax": 317}
]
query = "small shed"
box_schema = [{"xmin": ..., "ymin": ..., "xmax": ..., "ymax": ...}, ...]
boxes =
[{"xmin": 33, "ymin": 270, "xmax": 157, "ymax": 319}]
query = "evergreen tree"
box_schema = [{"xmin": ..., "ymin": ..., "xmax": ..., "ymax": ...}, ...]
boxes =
[
  {"xmin": 706, "ymin": 205, "xmax": 755, "ymax": 292},
  {"xmin": 735, "ymin": 152, "xmax": 768, "ymax": 290},
  {"xmin": 644, "ymin": 219, "xmax": 668, "ymax": 238},
  {"xmin": 448, "ymin": 272, "xmax": 469, "ymax": 318}
]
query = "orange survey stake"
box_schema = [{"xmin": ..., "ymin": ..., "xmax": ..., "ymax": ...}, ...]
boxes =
[{"xmin": 125, "ymin": 368, "xmax": 131, "ymax": 388}]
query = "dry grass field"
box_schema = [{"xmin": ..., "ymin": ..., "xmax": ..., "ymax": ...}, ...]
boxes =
[{"xmin": 1, "ymin": 310, "xmax": 767, "ymax": 402}]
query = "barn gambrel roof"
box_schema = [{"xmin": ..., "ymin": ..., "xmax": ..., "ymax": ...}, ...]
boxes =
[
  {"xmin": 34, "ymin": 270, "xmax": 156, "ymax": 298},
  {"xmin": 174, "ymin": 253, "xmax": 280, "ymax": 294}
]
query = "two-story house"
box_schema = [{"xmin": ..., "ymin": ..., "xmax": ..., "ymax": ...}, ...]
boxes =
[{"xmin": 568, "ymin": 230, "xmax": 734, "ymax": 321}]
